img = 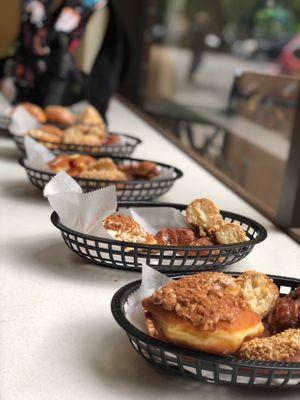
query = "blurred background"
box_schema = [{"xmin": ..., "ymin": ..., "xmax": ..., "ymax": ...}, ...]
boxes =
[{"xmin": 0, "ymin": 0, "xmax": 299, "ymax": 241}]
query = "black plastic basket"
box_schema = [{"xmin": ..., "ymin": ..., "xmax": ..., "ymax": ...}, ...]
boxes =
[
  {"xmin": 51, "ymin": 202, "xmax": 267, "ymax": 273},
  {"xmin": 10, "ymin": 131, "xmax": 141, "ymax": 156},
  {"xmin": 111, "ymin": 272, "xmax": 300, "ymax": 388},
  {"xmin": 19, "ymin": 156, "xmax": 183, "ymax": 201}
]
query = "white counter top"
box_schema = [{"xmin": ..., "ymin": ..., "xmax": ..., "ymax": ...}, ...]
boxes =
[{"xmin": 1, "ymin": 99, "xmax": 299, "ymax": 400}]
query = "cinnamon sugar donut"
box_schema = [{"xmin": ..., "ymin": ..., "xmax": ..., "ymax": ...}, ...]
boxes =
[{"xmin": 238, "ymin": 329, "xmax": 300, "ymax": 362}]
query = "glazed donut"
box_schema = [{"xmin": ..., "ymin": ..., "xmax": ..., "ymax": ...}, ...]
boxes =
[
  {"xmin": 21, "ymin": 102, "xmax": 46, "ymax": 123},
  {"xmin": 45, "ymin": 105, "xmax": 76, "ymax": 126},
  {"xmin": 155, "ymin": 228, "xmax": 196, "ymax": 246},
  {"xmin": 215, "ymin": 223, "xmax": 247, "ymax": 244},
  {"xmin": 235, "ymin": 271, "xmax": 279, "ymax": 318},
  {"xmin": 103, "ymin": 213, "xmax": 157, "ymax": 245},
  {"xmin": 142, "ymin": 272, "xmax": 264, "ymax": 355},
  {"xmin": 185, "ymin": 198, "xmax": 224, "ymax": 235},
  {"xmin": 238, "ymin": 329, "xmax": 300, "ymax": 362},
  {"xmin": 268, "ymin": 286, "xmax": 300, "ymax": 332},
  {"xmin": 119, "ymin": 162, "xmax": 159, "ymax": 180}
]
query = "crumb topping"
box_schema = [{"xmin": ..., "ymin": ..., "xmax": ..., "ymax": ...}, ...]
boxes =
[
  {"xmin": 149, "ymin": 272, "xmax": 245, "ymax": 330},
  {"xmin": 238, "ymin": 329, "xmax": 300, "ymax": 362}
]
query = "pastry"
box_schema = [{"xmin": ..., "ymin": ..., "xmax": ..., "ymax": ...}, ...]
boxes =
[
  {"xmin": 28, "ymin": 129, "xmax": 62, "ymax": 143},
  {"xmin": 77, "ymin": 104, "xmax": 105, "ymax": 127},
  {"xmin": 235, "ymin": 271, "xmax": 279, "ymax": 318},
  {"xmin": 39, "ymin": 124, "xmax": 64, "ymax": 137},
  {"xmin": 155, "ymin": 227, "xmax": 196, "ymax": 246},
  {"xmin": 268, "ymin": 285, "xmax": 300, "ymax": 332},
  {"xmin": 142, "ymin": 272, "xmax": 264, "ymax": 355},
  {"xmin": 80, "ymin": 169, "xmax": 128, "ymax": 181},
  {"xmin": 103, "ymin": 213, "xmax": 157, "ymax": 245},
  {"xmin": 215, "ymin": 222, "xmax": 247, "ymax": 244},
  {"xmin": 104, "ymin": 135, "xmax": 120, "ymax": 146},
  {"xmin": 21, "ymin": 102, "xmax": 47, "ymax": 123},
  {"xmin": 45, "ymin": 105, "xmax": 76, "ymax": 126},
  {"xmin": 88, "ymin": 157, "xmax": 117, "ymax": 171},
  {"xmin": 238, "ymin": 329, "xmax": 300, "ymax": 362},
  {"xmin": 185, "ymin": 198, "xmax": 224, "ymax": 235},
  {"xmin": 48, "ymin": 154, "xmax": 95, "ymax": 176},
  {"xmin": 119, "ymin": 161, "xmax": 160, "ymax": 180}
]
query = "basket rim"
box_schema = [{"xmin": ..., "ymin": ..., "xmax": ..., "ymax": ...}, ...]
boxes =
[
  {"xmin": 50, "ymin": 201, "xmax": 268, "ymax": 250},
  {"xmin": 19, "ymin": 156, "xmax": 184, "ymax": 184},
  {"xmin": 10, "ymin": 131, "xmax": 142, "ymax": 147},
  {"xmin": 111, "ymin": 272, "xmax": 300, "ymax": 371}
]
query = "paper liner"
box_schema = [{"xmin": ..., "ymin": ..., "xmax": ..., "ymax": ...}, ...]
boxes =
[
  {"xmin": 9, "ymin": 105, "xmax": 40, "ymax": 136},
  {"xmin": 0, "ymin": 92, "xmax": 13, "ymax": 116},
  {"xmin": 44, "ymin": 171, "xmax": 117, "ymax": 237},
  {"xmin": 125, "ymin": 264, "xmax": 172, "ymax": 332},
  {"xmin": 24, "ymin": 136, "xmax": 54, "ymax": 172},
  {"xmin": 44, "ymin": 172, "xmax": 188, "ymax": 239}
]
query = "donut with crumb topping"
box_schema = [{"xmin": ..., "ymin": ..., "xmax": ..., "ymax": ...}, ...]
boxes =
[
  {"xmin": 103, "ymin": 213, "xmax": 157, "ymax": 245},
  {"xmin": 238, "ymin": 329, "xmax": 300, "ymax": 362},
  {"xmin": 142, "ymin": 272, "xmax": 263, "ymax": 355}
]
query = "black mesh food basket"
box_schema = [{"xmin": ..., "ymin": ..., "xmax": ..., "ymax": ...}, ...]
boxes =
[
  {"xmin": 111, "ymin": 272, "xmax": 300, "ymax": 388},
  {"xmin": 51, "ymin": 202, "xmax": 267, "ymax": 273},
  {"xmin": 10, "ymin": 131, "xmax": 141, "ymax": 156},
  {"xmin": 19, "ymin": 156, "xmax": 183, "ymax": 201}
]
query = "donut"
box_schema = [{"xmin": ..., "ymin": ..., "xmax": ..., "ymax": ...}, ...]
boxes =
[
  {"xmin": 77, "ymin": 105, "xmax": 105, "ymax": 126},
  {"xmin": 103, "ymin": 213, "xmax": 157, "ymax": 245},
  {"xmin": 155, "ymin": 228, "xmax": 196, "ymax": 246},
  {"xmin": 40, "ymin": 124, "xmax": 64, "ymax": 137},
  {"xmin": 21, "ymin": 102, "xmax": 46, "ymax": 123},
  {"xmin": 235, "ymin": 271, "xmax": 279, "ymax": 318},
  {"xmin": 28, "ymin": 129, "xmax": 62, "ymax": 144},
  {"xmin": 185, "ymin": 198, "xmax": 224, "ymax": 235},
  {"xmin": 215, "ymin": 222, "xmax": 247, "ymax": 244},
  {"xmin": 80, "ymin": 169, "xmax": 128, "ymax": 181},
  {"xmin": 238, "ymin": 329, "xmax": 300, "ymax": 362},
  {"xmin": 88, "ymin": 158, "xmax": 117, "ymax": 171},
  {"xmin": 119, "ymin": 162, "xmax": 160, "ymax": 180},
  {"xmin": 48, "ymin": 154, "xmax": 95, "ymax": 176},
  {"xmin": 142, "ymin": 272, "xmax": 264, "ymax": 355},
  {"xmin": 45, "ymin": 105, "xmax": 76, "ymax": 126},
  {"xmin": 268, "ymin": 286, "xmax": 300, "ymax": 332}
]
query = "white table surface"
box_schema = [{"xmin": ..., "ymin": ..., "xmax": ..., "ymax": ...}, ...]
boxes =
[{"xmin": 1, "ymin": 99, "xmax": 299, "ymax": 400}]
